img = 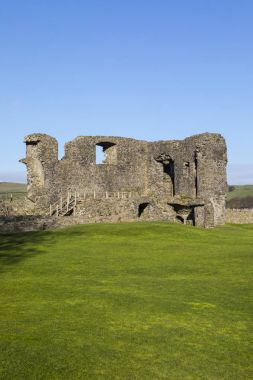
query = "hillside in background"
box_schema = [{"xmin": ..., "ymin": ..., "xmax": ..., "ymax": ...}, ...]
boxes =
[
  {"xmin": 0, "ymin": 182, "xmax": 27, "ymax": 200},
  {"xmin": 227, "ymin": 185, "xmax": 253, "ymax": 200},
  {"xmin": 227, "ymin": 185, "xmax": 253, "ymax": 209},
  {"xmin": 0, "ymin": 182, "xmax": 27, "ymax": 193}
]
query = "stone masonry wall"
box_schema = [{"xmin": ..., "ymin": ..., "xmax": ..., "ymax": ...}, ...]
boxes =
[
  {"xmin": 226, "ymin": 209, "xmax": 253, "ymax": 224},
  {"xmin": 2, "ymin": 207, "xmax": 253, "ymax": 234},
  {"xmin": 16, "ymin": 132, "xmax": 228, "ymax": 228}
]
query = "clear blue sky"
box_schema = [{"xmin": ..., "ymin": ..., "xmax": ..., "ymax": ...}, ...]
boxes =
[{"xmin": 0, "ymin": 0, "xmax": 252, "ymax": 184}]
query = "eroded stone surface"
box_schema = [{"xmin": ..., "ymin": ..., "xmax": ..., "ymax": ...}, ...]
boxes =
[
  {"xmin": 16, "ymin": 132, "xmax": 227, "ymax": 228},
  {"xmin": 226, "ymin": 209, "xmax": 253, "ymax": 224}
]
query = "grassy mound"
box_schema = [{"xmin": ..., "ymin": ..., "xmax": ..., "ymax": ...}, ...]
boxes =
[{"xmin": 0, "ymin": 222, "xmax": 252, "ymax": 379}]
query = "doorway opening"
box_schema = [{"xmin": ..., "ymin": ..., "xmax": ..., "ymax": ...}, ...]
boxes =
[{"xmin": 138, "ymin": 203, "xmax": 150, "ymax": 218}]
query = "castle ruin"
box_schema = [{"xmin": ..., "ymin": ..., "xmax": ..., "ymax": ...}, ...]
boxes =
[{"xmin": 20, "ymin": 133, "xmax": 227, "ymax": 228}]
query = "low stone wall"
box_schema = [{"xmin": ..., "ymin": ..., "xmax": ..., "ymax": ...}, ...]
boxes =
[
  {"xmin": 226, "ymin": 209, "xmax": 253, "ymax": 224},
  {"xmin": 0, "ymin": 216, "xmax": 55, "ymax": 233},
  {"xmin": 2, "ymin": 207, "xmax": 252, "ymax": 234},
  {"xmin": 0, "ymin": 197, "xmax": 40, "ymax": 216}
]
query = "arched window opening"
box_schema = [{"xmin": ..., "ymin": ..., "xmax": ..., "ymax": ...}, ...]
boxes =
[
  {"xmin": 96, "ymin": 142, "xmax": 117, "ymax": 165},
  {"xmin": 138, "ymin": 202, "xmax": 150, "ymax": 218}
]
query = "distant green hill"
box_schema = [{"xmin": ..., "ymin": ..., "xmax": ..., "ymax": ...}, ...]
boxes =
[
  {"xmin": 227, "ymin": 185, "xmax": 253, "ymax": 200},
  {"xmin": 0, "ymin": 182, "xmax": 27, "ymax": 200},
  {"xmin": 227, "ymin": 185, "xmax": 253, "ymax": 208},
  {"xmin": 0, "ymin": 182, "xmax": 27, "ymax": 193}
]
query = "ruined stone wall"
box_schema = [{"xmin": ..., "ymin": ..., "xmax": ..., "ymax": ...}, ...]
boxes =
[
  {"xmin": 19, "ymin": 132, "xmax": 227, "ymax": 228},
  {"xmin": 0, "ymin": 197, "xmax": 40, "ymax": 216},
  {"xmin": 148, "ymin": 134, "xmax": 227, "ymax": 199},
  {"xmin": 58, "ymin": 136, "xmax": 149, "ymax": 195},
  {"xmin": 0, "ymin": 216, "xmax": 55, "ymax": 233},
  {"xmin": 21, "ymin": 135, "xmax": 149, "ymax": 207},
  {"xmin": 226, "ymin": 209, "xmax": 253, "ymax": 224},
  {"xmin": 3, "ymin": 207, "xmax": 253, "ymax": 234}
]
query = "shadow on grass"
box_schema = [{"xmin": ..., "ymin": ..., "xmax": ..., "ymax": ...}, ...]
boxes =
[{"xmin": 0, "ymin": 231, "xmax": 54, "ymax": 270}]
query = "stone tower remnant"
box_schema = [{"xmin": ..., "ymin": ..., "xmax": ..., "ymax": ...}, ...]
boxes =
[{"xmin": 21, "ymin": 133, "xmax": 227, "ymax": 228}]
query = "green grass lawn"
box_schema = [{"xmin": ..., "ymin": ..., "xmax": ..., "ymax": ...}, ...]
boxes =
[{"xmin": 0, "ymin": 222, "xmax": 252, "ymax": 379}]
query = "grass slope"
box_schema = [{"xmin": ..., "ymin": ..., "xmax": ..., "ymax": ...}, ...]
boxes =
[
  {"xmin": 227, "ymin": 185, "xmax": 253, "ymax": 201},
  {"xmin": 0, "ymin": 182, "xmax": 27, "ymax": 194},
  {"xmin": 0, "ymin": 222, "xmax": 252, "ymax": 379}
]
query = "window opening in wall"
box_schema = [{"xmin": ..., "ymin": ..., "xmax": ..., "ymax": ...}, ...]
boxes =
[
  {"xmin": 138, "ymin": 203, "xmax": 150, "ymax": 217},
  {"xmin": 194, "ymin": 155, "xmax": 198, "ymax": 197},
  {"xmin": 26, "ymin": 141, "xmax": 38, "ymax": 146},
  {"xmin": 183, "ymin": 161, "xmax": 190, "ymax": 179},
  {"xmin": 155, "ymin": 154, "xmax": 175, "ymax": 197},
  {"xmin": 96, "ymin": 142, "xmax": 117, "ymax": 165},
  {"xmin": 96, "ymin": 145, "xmax": 104, "ymax": 164},
  {"xmin": 163, "ymin": 160, "xmax": 175, "ymax": 196}
]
